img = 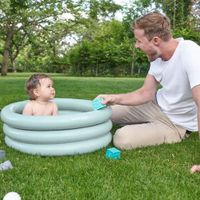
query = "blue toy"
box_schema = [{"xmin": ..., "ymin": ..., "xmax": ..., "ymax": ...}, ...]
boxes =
[
  {"xmin": 106, "ymin": 147, "xmax": 121, "ymax": 159},
  {"xmin": 92, "ymin": 98, "xmax": 107, "ymax": 110}
]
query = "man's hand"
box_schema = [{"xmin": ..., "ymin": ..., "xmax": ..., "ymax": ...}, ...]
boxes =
[{"xmin": 96, "ymin": 94, "xmax": 119, "ymax": 105}]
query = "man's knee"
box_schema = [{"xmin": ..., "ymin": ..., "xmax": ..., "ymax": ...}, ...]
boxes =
[{"xmin": 113, "ymin": 128, "xmax": 133, "ymax": 150}]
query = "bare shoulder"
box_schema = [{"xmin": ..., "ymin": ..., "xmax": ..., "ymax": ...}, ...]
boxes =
[
  {"xmin": 23, "ymin": 100, "xmax": 34, "ymax": 115},
  {"xmin": 23, "ymin": 100, "xmax": 35, "ymax": 109},
  {"xmin": 49, "ymin": 101, "xmax": 57, "ymax": 107}
]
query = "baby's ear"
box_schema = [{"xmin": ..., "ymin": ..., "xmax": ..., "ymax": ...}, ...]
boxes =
[{"xmin": 33, "ymin": 88, "xmax": 39, "ymax": 97}]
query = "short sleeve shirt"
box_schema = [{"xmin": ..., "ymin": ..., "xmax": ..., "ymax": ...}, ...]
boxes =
[{"xmin": 148, "ymin": 38, "xmax": 200, "ymax": 131}]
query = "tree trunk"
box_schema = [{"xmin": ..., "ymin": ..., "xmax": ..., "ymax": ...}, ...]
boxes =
[
  {"xmin": 173, "ymin": 0, "xmax": 176, "ymax": 29},
  {"xmin": 131, "ymin": 48, "xmax": 135, "ymax": 75},
  {"xmin": 12, "ymin": 60, "xmax": 17, "ymax": 72},
  {"xmin": 1, "ymin": 25, "xmax": 14, "ymax": 76},
  {"xmin": 131, "ymin": 61, "xmax": 134, "ymax": 75},
  {"xmin": 1, "ymin": 50, "xmax": 9, "ymax": 75}
]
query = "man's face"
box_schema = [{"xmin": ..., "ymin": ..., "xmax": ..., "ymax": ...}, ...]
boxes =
[{"xmin": 134, "ymin": 28, "xmax": 160, "ymax": 62}]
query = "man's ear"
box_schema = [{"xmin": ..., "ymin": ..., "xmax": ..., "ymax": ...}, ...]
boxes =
[{"xmin": 152, "ymin": 37, "xmax": 160, "ymax": 46}]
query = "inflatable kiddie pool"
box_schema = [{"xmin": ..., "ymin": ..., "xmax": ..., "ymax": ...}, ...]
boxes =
[{"xmin": 0, "ymin": 98, "xmax": 112, "ymax": 156}]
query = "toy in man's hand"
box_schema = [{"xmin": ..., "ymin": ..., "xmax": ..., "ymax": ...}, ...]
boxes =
[{"xmin": 92, "ymin": 98, "xmax": 107, "ymax": 110}]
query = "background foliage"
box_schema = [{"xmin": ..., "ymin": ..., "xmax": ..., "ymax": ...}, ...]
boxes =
[{"xmin": 0, "ymin": 0, "xmax": 200, "ymax": 76}]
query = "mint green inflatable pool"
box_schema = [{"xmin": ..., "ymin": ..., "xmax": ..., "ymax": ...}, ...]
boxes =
[{"xmin": 0, "ymin": 98, "xmax": 112, "ymax": 156}]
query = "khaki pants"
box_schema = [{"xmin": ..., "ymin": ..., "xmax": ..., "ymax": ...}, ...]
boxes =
[{"xmin": 112, "ymin": 102, "xmax": 187, "ymax": 150}]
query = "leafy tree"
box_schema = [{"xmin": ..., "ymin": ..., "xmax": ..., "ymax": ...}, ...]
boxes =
[
  {"xmin": 121, "ymin": 0, "xmax": 200, "ymax": 76},
  {"xmin": 67, "ymin": 20, "xmax": 134, "ymax": 76},
  {"xmin": 0, "ymin": 0, "xmax": 79, "ymax": 75},
  {"xmin": 1, "ymin": 0, "xmax": 199, "ymax": 77}
]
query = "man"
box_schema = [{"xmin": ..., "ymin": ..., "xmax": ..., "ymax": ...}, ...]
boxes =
[{"xmin": 98, "ymin": 11, "xmax": 200, "ymax": 150}]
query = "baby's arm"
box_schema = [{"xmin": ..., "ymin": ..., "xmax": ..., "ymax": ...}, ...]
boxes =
[
  {"xmin": 52, "ymin": 102, "xmax": 58, "ymax": 116},
  {"xmin": 22, "ymin": 101, "xmax": 33, "ymax": 115}
]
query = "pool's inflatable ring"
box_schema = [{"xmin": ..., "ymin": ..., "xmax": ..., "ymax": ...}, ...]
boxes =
[{"xmin": 0, "ymin": 98, "xmax": 112, "ymax": 156}]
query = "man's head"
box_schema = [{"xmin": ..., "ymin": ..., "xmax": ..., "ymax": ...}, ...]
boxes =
[
  {"xmin": 132, "ymin": 11, "xmax": 172, "ymax": 61},
  {"xmin": 133, "ymin": 11, "xmax": 171, "ymax": 42}
]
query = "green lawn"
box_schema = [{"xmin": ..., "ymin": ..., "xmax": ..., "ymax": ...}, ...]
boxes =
[{"xmin": 1, "ymin": 73, "xmax": 200, "ymax": 200}]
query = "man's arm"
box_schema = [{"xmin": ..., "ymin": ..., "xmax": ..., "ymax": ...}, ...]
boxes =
[
  {"xmin": 192, "ymin": 85, "xmax": 200, "ymax": 137},
  {"xmin": 97, "ymin": 74, "xmax": 158, "ymax": 106}
]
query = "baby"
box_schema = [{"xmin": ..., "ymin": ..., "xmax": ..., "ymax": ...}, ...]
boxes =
[{"xmin": 23, "ymin": 74, "xmax": 58, "ymax": 116}]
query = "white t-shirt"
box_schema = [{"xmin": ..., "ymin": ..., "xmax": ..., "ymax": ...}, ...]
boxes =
[{"xmin": 148, "ymin": 38, "xmax": 200, "ymax": 131}]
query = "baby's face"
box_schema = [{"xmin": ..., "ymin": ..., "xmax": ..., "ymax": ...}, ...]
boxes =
[{"xmin": 36, "ymin": 78, "xmax": 55, "ymax": 101}]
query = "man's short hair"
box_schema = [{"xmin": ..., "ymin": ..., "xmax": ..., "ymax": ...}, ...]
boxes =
[{"xmin": 133, "ymin": 11, "xmax": 172, "ymax": 41}]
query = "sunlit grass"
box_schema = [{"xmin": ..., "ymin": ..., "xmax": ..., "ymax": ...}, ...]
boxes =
[{"xmin": 0, "ymin": 73, "xmax": 200, "ymax": 200}]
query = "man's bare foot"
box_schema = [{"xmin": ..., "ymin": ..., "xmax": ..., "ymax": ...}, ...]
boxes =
[{"xmin": 191, "ymin": 165, "xmax": 200, "ymax": 173}]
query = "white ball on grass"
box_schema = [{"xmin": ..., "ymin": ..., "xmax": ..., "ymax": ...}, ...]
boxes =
[{"xmin": 3, "ymin": 192, "xmax": 21, "ymax": 200}]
